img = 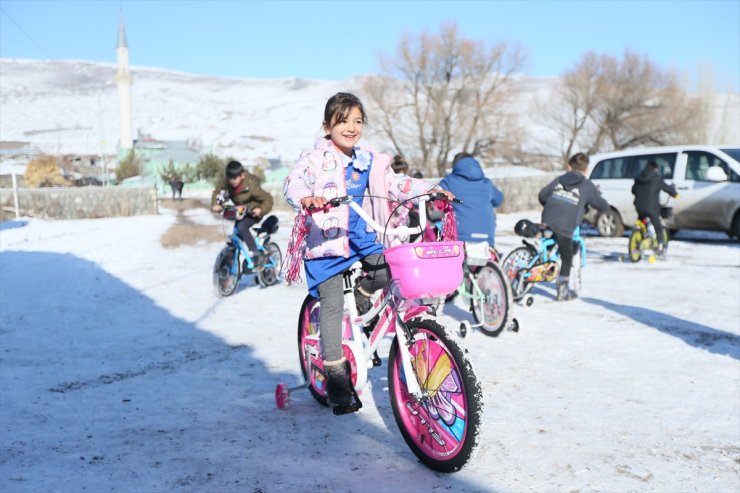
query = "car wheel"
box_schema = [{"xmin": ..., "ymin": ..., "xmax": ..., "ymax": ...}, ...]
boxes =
[
  {"xmin": 596, "ymin": 209, "xmax": 624, "ymax": 237},
  {"xmin": 731, "ymin": 213, "xmax": 740, "ymax": 241}
]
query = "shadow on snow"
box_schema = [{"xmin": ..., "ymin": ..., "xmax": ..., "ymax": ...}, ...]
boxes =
[
  {"xmin": 581, "ymin": 296, "xmax": 740, "ymax": 360},
  {"xmin": 0, "ymin": 251, "xmax": 494, "ymax": 492}
]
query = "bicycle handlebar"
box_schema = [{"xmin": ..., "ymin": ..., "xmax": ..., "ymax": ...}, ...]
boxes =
[{"xmin": 305, "ymin": 192, "xmax": 459, "ymax": 236}]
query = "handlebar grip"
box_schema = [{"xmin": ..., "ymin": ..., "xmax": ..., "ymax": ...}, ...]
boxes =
[
  {"xmin": 305, "ymin": 196, "xmax": 351, "ymax": 214},
  {"xmin": 428, "ymin": 191, "xmax": 462, "ymax": 204}
]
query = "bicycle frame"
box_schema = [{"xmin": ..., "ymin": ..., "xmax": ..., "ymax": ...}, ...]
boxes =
[
  {"xmin": 520, "ymin": 227, "xmax": 587, "ymax": 283},
  {"xmin": 300, "ymin": 195, "xmax": 445, "ymax": 400},
  {"xmin": 222, "ymin": 211, "xmax": 278, "ymax": 275}
]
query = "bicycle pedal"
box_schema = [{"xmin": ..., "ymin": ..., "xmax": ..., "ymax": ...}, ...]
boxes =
[
  {"xmin": 372, "ymin": 352, "xmax": 381, "ymax": 367},
  {"xmin": 331, "ymin": 393, "xmax": 363, "ymax": 415}
]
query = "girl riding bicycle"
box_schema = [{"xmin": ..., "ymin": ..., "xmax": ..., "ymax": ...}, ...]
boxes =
[{"xmin": 283, "ymin": 92, "xmax": 454, "ymax": 414}]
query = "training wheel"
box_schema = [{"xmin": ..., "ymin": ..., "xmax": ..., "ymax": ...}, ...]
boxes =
[
  {"xmin": 275, "ymin": 383, "xmax": 290, "ymax": 409},
  {"xmin": 524, "ymin": 295, "xmax": 534, "ymax": 307},
  {"xmin": 648, "ymin": 255, "xmax": 656, "ymax": 264},
  {"xmin": 510, "ymin": 318, "xmax": 520, "ymax": 333},
  {"xmin": 459, "ymin": 320, "xmax": 471, "ymax": 338}
]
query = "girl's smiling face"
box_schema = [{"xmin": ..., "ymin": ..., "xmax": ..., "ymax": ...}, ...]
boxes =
[{"xmin": 325, "ymin": 105, "xmax": 364, "ymax": 156}]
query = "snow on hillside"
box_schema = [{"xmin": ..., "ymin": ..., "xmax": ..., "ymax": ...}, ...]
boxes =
[
  {"xmin": 0, "ymin": 59, "xmax": 358, "ymax": 161},
  {"xmin": 1, "ymin": 58, "xmax": 738, "ymax": 165}
]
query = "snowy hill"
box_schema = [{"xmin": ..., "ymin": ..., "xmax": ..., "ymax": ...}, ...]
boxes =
[
  {"xmin": 0, "ymin": 58, "xmax": 366, "ymax": 161},
  {"xmin": 1, "ymin": 58, "xmax": 737, "ymax": 164},
  {"xmin": 0, "ymin": 58, "xmax": 566, "ymax": 163}
]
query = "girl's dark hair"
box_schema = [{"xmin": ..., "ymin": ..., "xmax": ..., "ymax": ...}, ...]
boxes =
[{"xmin": 323, "ymin": 92, "xmax": 367, "ymax": 130}]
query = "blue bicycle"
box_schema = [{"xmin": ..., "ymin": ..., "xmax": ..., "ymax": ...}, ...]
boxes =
[
  {"xmin": 501, "ymin": 221, "xmax": 586, "ymax": 306},
  {"xmin": 213, "ymin": 204, "xmax": 282, "ymax": 296}
]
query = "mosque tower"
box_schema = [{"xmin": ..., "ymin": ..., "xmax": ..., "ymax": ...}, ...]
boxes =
[{"xmin": 115, "ymin": 14, "xmax": 133, "ymax": 152}]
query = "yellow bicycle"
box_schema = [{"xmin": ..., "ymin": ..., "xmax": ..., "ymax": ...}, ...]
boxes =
[{"xmin": 628, "ymin": 216, "xmax": 669, "ymax": 263}]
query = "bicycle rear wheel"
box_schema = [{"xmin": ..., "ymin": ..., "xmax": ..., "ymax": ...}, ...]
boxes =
[
  {"xmin": 388, "ymin": 318, "xmax": 483, "ymax": 472},
  {"xmin": 628, "ymin": 230, "xmax": 643, "ymax": 262},
  {"xmin": 297, "ymin": 295, "xmax": 328, "ymax": 406},
  {"xmin": 501, "ymin": 246, "xmax": 535, "ymax": 299},
  {"xmin": 258, "ymin": 242, "xmax": 283, "ymax": 287},
  {"xmin": 213, "ymin": 245, "xmax": 240, "ymax": 296},
  {"xmin": 470, "ymin": 261, "xmax": 512, "ymax": 337},
  {"xmin": 570, "ymin": 247, "xmax": 583, "ymax": 295}
]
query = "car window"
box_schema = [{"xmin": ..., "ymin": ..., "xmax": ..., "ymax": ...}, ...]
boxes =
[
  {"xmin": 719, "ymin": 148, "xmax": 740, "ymax": 163},
  {"xmin": 684, "ymin": 151, "xmax": 736, "ymax": 181},
  {"xmin": 590, "ymin": 157, "xmax": 629, "ymax": 179},
  {"xmin": 629, "ymin": 153, "xmax": 677, "ymax": 179}
]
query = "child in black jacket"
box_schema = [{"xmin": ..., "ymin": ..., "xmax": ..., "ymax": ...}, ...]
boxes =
[
  {"xmin": 539, "ymin": 153, "xmax": 610, "ymax": 301},
  {"xmin": 632, "ymin": 161, "xmax": 678, "ymax": 256}
]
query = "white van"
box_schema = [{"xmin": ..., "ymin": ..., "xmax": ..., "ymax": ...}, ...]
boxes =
[{"xmin": 584, "ymin": 145, "xmax": 740, "ymax": 239}]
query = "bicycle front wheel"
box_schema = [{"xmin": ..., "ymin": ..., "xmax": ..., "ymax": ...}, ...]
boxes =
[
  {"xmin": 388, "ymin": 318, "xmax": 483, "ymax": 472},
  {"xmin": 628, "ymin": 230, "xmax": 643, "ymax": 262},
  {"xmin": 501, "ymin": 246, "xmax": 535, "ymax": 299},
  {"xmin": 213, "ymin": 245, "xmax": 240, "ymax": 297},
  {"xmin": 471, "ymin": 261, "xmax": 512, "ymax": 337},
  {"xmin": 258, "ymin": 242, "xmax": 283, "ymax": 287}
]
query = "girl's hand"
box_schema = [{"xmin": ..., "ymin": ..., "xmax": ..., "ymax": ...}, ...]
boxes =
[
  {"xmin": 300, "ymin": 196, "xmax": 328, "ymax": 210},
  {"xmin": 212, "ymin": 204, "xmax": 223, "ymax": 213},
  {"xmin": 438, "ymin": 190, "xmax": 456, "ymax": 202}
]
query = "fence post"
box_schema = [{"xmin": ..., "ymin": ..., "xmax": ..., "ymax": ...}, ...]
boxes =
[{"xmin": 11, "ymin": 173, "xmax": 20, "ymax": 219}]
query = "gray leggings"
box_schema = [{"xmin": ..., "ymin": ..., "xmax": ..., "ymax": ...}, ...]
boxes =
[{"xmin": 316, "ymin": 253, "xmax": 389, "ymax": 361}]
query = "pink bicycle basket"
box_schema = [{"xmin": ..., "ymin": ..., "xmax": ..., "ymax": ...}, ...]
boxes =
[{"xmin": 384, "ymin": 241, "xmax": 464, "ymax": 299}]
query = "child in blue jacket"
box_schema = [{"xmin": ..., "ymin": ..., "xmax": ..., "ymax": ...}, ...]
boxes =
[{"xmin": 440, "ymin": 153, "xmax": 504, "ymax": 249}]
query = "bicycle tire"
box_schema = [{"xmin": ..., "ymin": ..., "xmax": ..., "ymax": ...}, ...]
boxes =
[
  {"xmin": 297, "ymin": 295, "xmax": 329, "ymax": 406},
  {"xmin": 570, "ymin": 247, "xmax": 583, "ymax": 295},
  {"xmin": 470, "ymin": 261, "xmax": 512, "ymax": 337},
  {"xmin": 258, "ymin": 242, "xmax": 283, "ymax": 287},
  {"xmin": 213, "ymin": 245, "xmax": 240, "ymax": 297},
  {"xmin": 628, "ymin": 230, "xmax": 643, "ymax": 263},
  {"xmin": 388, "ymin": 317, "xmax": 483, "ymax": 472},
  {"xmin": 501, "ymin": 246, "xmax": 536, "ymax": 299},
  {"xmin": 661, "ymin": 229, "xmax": 669, "ymax": 254}
]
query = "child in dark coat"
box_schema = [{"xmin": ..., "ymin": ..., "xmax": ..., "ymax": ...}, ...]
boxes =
[
  {"xmin": 539, "ymin": 153, "xmax": 610, "ymax": 301},
  {"xmin": 211, "ymin": 161, "xmax": 274, "ymax": 263},
  {"xmin": 632, "ymin": 161, "xmax": 678, "ymax": 256}
]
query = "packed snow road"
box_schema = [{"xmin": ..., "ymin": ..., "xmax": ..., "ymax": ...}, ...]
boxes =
[{"xmin": 1, "ymin": 202, "xmax": 738, "ymax": 492}]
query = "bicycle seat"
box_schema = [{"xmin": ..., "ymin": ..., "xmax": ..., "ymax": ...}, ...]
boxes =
[
  {"xmin": 253, "ymin": 215, "xmax": 279, "ymax": 235},
  {"xmin": 514, "ymin": 219, "xmax": 540, "ymax": 238}
]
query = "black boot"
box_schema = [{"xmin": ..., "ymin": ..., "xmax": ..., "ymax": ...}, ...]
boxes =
[
  {"xmin": 556, "ymin": 275, "xmax": 576, "ymax": 301},
  {"xmin": 323, "ymin": 358, "xmax": 361, "ymax": 415},
  {"xmin": 354, "ymin": 285, "xmax": 372, "ymax": 315}
]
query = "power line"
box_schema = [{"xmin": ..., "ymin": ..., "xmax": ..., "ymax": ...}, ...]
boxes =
[{"xmin": 0, "ymin": 6, "xmax": 54, "ymax": 59}]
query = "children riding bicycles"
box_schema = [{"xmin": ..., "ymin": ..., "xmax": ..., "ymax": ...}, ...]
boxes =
[
  {"xmin": 211, "ymin": 160, "xmax": 274, "ymax": 268},
  {"xmin": 539, "ymin": 152, "xmax": 609, "ymax": 301},
  {"xmin": 632, "ymin": 161, "xmax": 678, "ymax": 258},
  {"xmin": 283, "ymin": 92, "xmax": 453, "ymax": 414}
]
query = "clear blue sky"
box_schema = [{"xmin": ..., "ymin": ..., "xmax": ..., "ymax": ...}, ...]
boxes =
[{"xmin": 1, "ymin": 0, "xmax": 738, "ymax": 90}]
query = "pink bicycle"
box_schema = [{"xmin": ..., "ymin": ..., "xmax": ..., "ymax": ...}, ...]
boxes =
[{"xmin": 275, "ymin": 193, "xmax": 483, "ymax": 473}]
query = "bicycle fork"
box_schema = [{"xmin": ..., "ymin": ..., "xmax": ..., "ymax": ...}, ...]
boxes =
[{"xmin": 394, "ymin": 322, "xmax": 425, "ymax": 401}]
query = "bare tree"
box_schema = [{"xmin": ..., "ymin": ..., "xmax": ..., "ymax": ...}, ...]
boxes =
[
  {"xmin": 535, "ymin": 50, "xmax": 709, "ymax": 163},
  {"xmin": 360, "ymin": 22, "xmax": 525, "ymax": 176}
]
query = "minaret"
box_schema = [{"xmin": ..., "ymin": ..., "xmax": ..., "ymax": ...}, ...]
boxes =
[{"xmin": 115, "ymin": 14, "xmax": 133, "ymax": 151}]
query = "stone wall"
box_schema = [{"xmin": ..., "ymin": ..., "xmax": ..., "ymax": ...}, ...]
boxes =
[
  {"xmin": 0, "ymin": 174, "xmax": 556, "ymax": 220},
  {"xmin": 263, "ymin": 173, "xmax": 557, "ymax": 214},
  {"xmin": 0, "ymin": 187, "xmax": 158, "ymax": 219}
]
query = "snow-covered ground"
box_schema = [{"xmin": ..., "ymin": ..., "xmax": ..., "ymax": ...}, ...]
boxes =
[{"xmin": 1, "ymin": 201, "xmax": 738, "ymax": 492}]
